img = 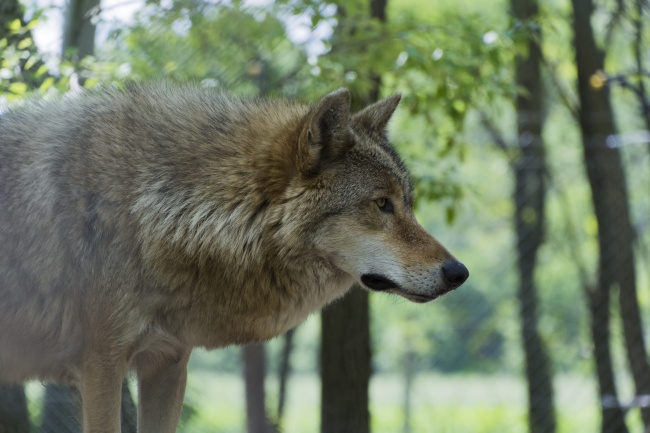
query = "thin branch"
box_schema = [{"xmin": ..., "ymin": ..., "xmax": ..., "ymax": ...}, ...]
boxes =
[
  {"xmin": 608, "ymin": 74, "xmax": 650, "ymax": 121},
  {"xmin": 604, "ymin": 0, "xmax": 627, "ymax": 47},
  {"xmin": 543, "ymin": 58, "xmax": 580, "ymax": 120},
  {"xmin": 478, "ymin": 109, "xmax": 513, "ymax": 159},
  {"xmin": 546, "ymin": 169, "xmax": 593, "ymax": 293},
  {"xmin": 633, "ymin": 0, "xmax": 650, "ymax": 132}
]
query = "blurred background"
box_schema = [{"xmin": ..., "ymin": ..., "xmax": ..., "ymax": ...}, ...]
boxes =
[{"xmin": 0, "ymin": 0, "xmax": 649, "ymax": 432}]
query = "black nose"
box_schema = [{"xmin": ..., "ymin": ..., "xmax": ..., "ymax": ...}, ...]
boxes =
[{"xmin": 442, "ymin": 260, "xmax": 469, "ymax": 288}]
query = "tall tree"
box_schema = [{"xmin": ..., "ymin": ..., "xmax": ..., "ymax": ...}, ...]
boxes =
[
  {"xmin": 572, "ymin": 0, "xmax": 650, "ymax": 431},
  {"xmin": 510, "ymin": 1, "xmax": 556, "ymax": 432},
  {"xmin": 0, "ymin": 385, "xmax": 30, "ymax": 433},
  {"xmin": 61, "ymin": 0, "xmax": 99, "ymax": 61},
  {"xmin": 120, "ymin": 381, "xmax": 137, "ymax": 433},
  {"xmin": 243, "ymin": 344, "xmax": 271, "ymax": 433},
  {"xmin": 39, "ymin": 385, "xmax": 81, "ymax": 433},
  {"xmin": 276, "ymin": 328, "xmax": 295, "ymax": 430},
  {"xmin": 320, "ymin": 2, "xmax": 387, "ymax": 431},
  {"xmin": 321, "ymin": 288, "xmax": 371, "ymax": 433}
]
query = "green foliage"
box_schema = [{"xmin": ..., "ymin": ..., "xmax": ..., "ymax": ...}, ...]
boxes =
[
  {"xmin": 0, "ymin": 17, "xmax": 79, "ymax": 100},
  {"xmin": 101, "ymin": 0, "xmax": 309, "ymax": 96}
]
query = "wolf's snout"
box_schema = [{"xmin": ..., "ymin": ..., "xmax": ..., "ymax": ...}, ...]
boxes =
[{"xmin": 442, "ymin": 260, "xmax": 469, "ymax": 288}]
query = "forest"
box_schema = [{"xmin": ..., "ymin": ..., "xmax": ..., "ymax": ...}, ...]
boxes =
[{"xmin": 0, "ymin": 0, "xmax": 649, "ymax": 432}]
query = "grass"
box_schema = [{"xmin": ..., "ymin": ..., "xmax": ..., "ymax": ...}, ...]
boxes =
[
  {"xmin": 24, "ymin": 371, "xmax": 640, "ymax": 433},
  {"xmin": 179, "ymin": 372, "xmax": 611, "ymax": 433}
]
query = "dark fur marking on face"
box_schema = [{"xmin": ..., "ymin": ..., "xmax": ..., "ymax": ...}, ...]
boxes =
[
  {"xmin": 374, "ymin": 142, "xmax": 413, "ymax": 207},
  {"xmin": 378, "ymin": 141, "xmax": 413, "ymax": 188}
]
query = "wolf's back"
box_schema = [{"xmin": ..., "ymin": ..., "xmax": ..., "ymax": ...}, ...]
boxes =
[{"xmin": 0, "ymin": 86, "xmax": 234, "ymax": 301}]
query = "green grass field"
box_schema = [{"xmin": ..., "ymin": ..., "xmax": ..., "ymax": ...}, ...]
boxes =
[
  {"xmin": 179, "ymin": 372, "xmax": 618, "ymax": 433},
  {"xmin": 25, "ymin": 372, "xmax": 641, "ymax": 432}
]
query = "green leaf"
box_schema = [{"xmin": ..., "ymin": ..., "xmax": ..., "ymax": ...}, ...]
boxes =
[
  {"xmin": 8, "ymin": 19, "xmax": 22, "ymax": 33},
  {"xmin": 452, "ymin": 99, "xmax": 466, "ymax": 114},
  {"xmin": 84, "ymin": 77, "xmax": 99, "ymax": 88},
  {"xmin": 24, "ymin": 19, "xmax": 40, "ymax": 31},
  {"xmin": 24, "ymin": 54, "xmax": 39, "ymax": 70},
  {"xmin": 8, "ymin": 81, "xmax": 28, "ymax": 95},
  {"xmin": 35, "ymin": 64, "xmax": 48, "ymax": 77},
  {"xmin": 17, "ymin": 37, "xmax": 33, "ymax": 50},
  {"xmin": 446, "ymin": 206, "xmax": 456, "ymax": 224},
  {"xmin": 39, "ymin": 77, "xmax": 55, "ymax": 92}
]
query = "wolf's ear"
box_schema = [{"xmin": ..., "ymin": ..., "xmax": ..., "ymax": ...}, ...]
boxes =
[
  {"xmin": 352, "ymin": 93, "xmax": 401, "ymax": 132},
  {"xmin": 299, "ymin": 88, "xmax": 352, "ymax": 176}
]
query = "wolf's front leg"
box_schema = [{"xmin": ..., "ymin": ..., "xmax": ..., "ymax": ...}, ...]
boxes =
[
  {"xmin": 135, "ymin": 349, "xmax": 191, "ymax": 433},
  {"xmin": 80, "ymin": 352, "xmax": 127, "ymax": 433}
]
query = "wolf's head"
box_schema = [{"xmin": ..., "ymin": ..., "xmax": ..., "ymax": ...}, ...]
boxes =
[{"xmin": 294, "ymin": 88, "xmax": 469, "ymax": 303}]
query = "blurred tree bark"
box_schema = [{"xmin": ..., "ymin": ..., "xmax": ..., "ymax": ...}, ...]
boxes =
[
  {"xmin": 320, "ymin": 1, "xmax": 387, "ymax": 432},
  {"xmin": 39, "ymin": 381, "xmax": 136, "ymax": 433},
  {"xmin": 243, "ymin": 344, "xmax": 271, "ymax": 433},
  {"xmin": 120, "ymin": 381, "xmax": 137, "ymax": 433},
  {"xmin": 510, "ymin": 1, "xmax": 556, "ymax": 433},
  {"xmin": 276, "ymin": 328, "xmax": 295, "ymax": 430},
  {"xmin": 0, "ymin": 385, "xmax": 30, "ymax": 433},
  {"xmin": 402, "ymin": 346, "xmax": 416, "ymax": 433},
  {"xmin": 321, "ymin": 288, "xmax": 371, "ymax": 433},
  {"xmin": 572, "ymin": 0, "xmax": 650, "ymax": 432},
  {"xmin": 631, "ymin": 0, "xmax": 650, "ymax": 139},
  {"xmin": 61, "ymin": 0, "xmax": 99, "ymax": 61},
  {"xmin": 39, "ymin": 385, "xmax": 81, "ymax": 433}
]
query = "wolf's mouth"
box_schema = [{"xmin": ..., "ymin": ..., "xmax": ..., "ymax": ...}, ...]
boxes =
[
  {"xmin": 361, "ymin": 274, "xmax": 442, "ymax": 303},
  {"xmin": 401, "ymin": 291, "xmax": 443, "ymax": 303},
  {"xmin": 361, "ymin": 274, "xmax": 399, "ymax": 291}
]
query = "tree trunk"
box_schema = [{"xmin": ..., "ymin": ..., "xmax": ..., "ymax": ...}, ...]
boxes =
[
  {"xmin": 39, "ymin": 385, "xmax": 82, "ymax": 433},
  {"xmin": 243, "ymin": 344, "xmax": 269, "ymax": 433},
  {"xmin": 276, "ymin": 328, "xmax": 295, "ymax": 429},
  {"xmin": 510, "ymin": 1, "xmax": 556, "ymax": 432},
  {"xmin": 572, "ymin": 0, "xmax": 650, "ymax": 431},
  {"xmin": 39, "ymin": 381, "xmax": 135, "ymax": 433},
  {"xmin": 632, "ymin": 0, "xmax": 650, "ymax": 137},
  {"xmin": 121, "ymin": 380, "xmax": 137, "ymax": 433},
  {"xmin": 320, "ymin": 1, "xmax": 387, "ymax": 431},
  {"xmin": 321, "ymin": 288, "xmax": 371, "ymax": 433},
  {"xmin": 0, "ymin": 385, "xmax": 30, "ymax": 433},
  {"xmin": 402, "ymin": 348, "xmax": 415, "ymax": 433},
  {"xmin": 61, "ymin": 0, "xmax": 99, "ymax": 61}
]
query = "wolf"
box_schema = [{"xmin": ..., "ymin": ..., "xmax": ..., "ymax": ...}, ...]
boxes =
[{"xmin": 0, "ymin": 83, "xmax": 468, "ymax": 433}]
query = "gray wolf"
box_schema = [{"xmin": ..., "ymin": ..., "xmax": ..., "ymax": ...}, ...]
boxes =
[{"xmin": 0, "ymin": 84, "xmax": 468, "ymax": 433}]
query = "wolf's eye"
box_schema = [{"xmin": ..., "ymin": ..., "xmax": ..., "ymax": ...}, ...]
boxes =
[{"xmin": 375, "ymin": 198, "xmax": 394, "ymax": 213}]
